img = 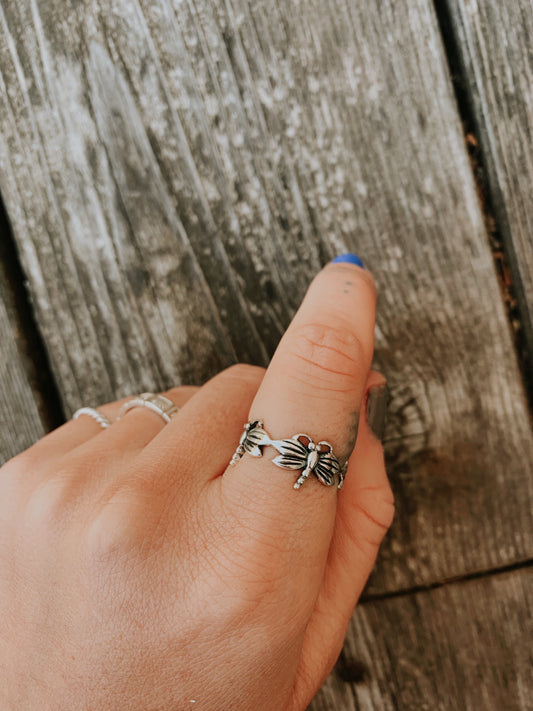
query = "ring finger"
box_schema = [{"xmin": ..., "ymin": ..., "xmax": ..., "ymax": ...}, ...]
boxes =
[{"xmin": 7, "ymin": 386, "xmax": 200, "ymax": 488}]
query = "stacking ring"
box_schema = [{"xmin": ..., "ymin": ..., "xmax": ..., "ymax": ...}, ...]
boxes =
[
  {"xmin": 72, "ymin": 407, "xmax": 111, "ymax": 429},
  {"xmin": 118, "ymin": 392, "xmax": 179, "ymax": 424},
  {"xmin": 230, "ymin": 420, "xmax": 348, "ymax": 490}
]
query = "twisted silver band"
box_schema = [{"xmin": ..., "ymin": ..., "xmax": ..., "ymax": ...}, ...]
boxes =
[
  {"xmin": 230, "ymin": 420, "xmax": 347, "ymax": 490},
  {"xmin": 72, "ymin": 407, "xmax": 111, "ymax": 429},
  {"xmin": 118, "ymin": 392, "xmax": 179, "ymax": 424}
]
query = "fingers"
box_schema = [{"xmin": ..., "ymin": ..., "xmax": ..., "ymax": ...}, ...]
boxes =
[
  {"xmin": 218, "ymin": 261, "xmax": 376, "ymax": 625},
  {"xmin": 99, "ymin": 387, "xmax": 200, "ymax": 424},
  {"xmin": 61, "ymin": 386, "xmax": 201, "ymax": 465},
  {"xmin": 255, "ymin": 261, "xmax": 375, "ymax": 460},
  {"xmin": 138, "ymin": 365, "xmax": 266, "ymax": 487},
  {"xmin": 291, "ymin": 372, "xmax": 393, "ymax": 709},
  {"xmin": 3, "ymin": 387, "xmax": 200, "ymax": 496},
  {"xmin": 92, "ymin": 385, "xmax": 200, "ymax": 449},
  {"xmin": 64, "ymin": 365, "xmax": 264, "ymax": 569},
  {"xmin": 318, "ymin": 372, "xmax": 392, "ymax": 620},
  {"xmin": 225, "ymin": 262, "xmax": 375, "ymax": 503}
]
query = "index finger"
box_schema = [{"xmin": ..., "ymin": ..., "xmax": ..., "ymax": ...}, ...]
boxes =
[{"xmin": 224, "ymin": 256, "xmax": 376, "ymax": 561}]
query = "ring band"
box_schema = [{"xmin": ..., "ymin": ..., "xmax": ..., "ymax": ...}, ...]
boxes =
[
  {"xmin": 230, "ymin": 420, "xmax": 348, "ymax": 490},
  {"xmin": 72, "ymin": 407, "xmax": 111, "ymax": 429},
  {"xmin": 118, "ymin": 392, "xmax": 179, "ymax": 424}
]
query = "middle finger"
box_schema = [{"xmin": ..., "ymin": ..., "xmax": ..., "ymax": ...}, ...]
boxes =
[{"xmin": 8, "ymin": 386, "xmax": 200, "ymax": 494}]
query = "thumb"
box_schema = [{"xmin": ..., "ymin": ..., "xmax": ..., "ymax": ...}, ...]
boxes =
[{"xmin": 290, "ymin": 370, "xmax": 394, "ymax": 710}]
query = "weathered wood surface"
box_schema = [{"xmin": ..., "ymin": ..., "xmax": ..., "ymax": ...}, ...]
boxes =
[
  {"xmin": 0, "ymin": 0, "xmax": 532, "ymax": 597},
  {"xmin": 312, "ymin": 568, "xmax": 533, "ymax": 710},
  {"xmin": 0, "ymin": 231, "xmax": 45, "ymax": 463},
  {"xmin": 445, "ymin": 0, "xmax": 533, "ymax": 370}
]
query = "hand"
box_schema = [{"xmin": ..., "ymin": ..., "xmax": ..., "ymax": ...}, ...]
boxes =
[{"xmin": 0, "ymin": 260, "xmax": 393, "ymax": 710}]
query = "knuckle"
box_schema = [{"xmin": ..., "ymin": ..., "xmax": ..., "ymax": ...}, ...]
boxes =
[
  {"xmin": 374, "ymin": 482, "xmax": 395, "ymax": 529},
  {"xmin": 0, "ymin": 450, "xmax": 35, "ymax": 485},
  {"xmin": 0, "ymin": 456, "xmax": 26, "ymax": 499},
  {"xmin": 0, "ymin": 457, "xmax": 30, "ymax": 531},
  {"xmin": 85, "ymin": 494, "xmax": 145, "ymax": 567},
  {"xmin": 85, "ymin": 475, "xmax": 173, "ymax": 568},
  {"xmin": 352, "ymin": 483, "xmax": 395, "ymax": 549},
  {"xmin": 20, "ymin": 451, "xmax": 115, "ymax": 535},
  {"xmin": 284, "ymin": 321, "xmax": 368, "ymax": 392},
  {"xmin": 24, "ymin": 473, "xmax": 73, "ymax": 531}
]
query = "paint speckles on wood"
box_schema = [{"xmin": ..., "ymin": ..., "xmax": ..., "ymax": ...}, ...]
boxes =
[{"xmin": 0, "ymin": 0, "xmax": 531, "ymax": 596}]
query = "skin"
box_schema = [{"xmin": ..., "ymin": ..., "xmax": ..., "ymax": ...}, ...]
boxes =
[{"xmin": 0, "ymin": 262, "xmax": 394, "ymax": 710}]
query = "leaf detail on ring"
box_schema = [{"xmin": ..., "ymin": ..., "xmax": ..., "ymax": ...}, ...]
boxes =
[
  {"xmin": 272, "ymin": 438, "xmax": 310, "ymax": 470},
  {"xmin": 243, "ymin": 422, "xmax": 269, "ymax": 457}
]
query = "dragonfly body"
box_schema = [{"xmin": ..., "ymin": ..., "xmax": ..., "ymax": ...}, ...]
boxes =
[
  {"xmin": 271, "ymin": 435, "xmax": 342, "ymax": 489},
  {"xmin": 295, "ymin": 445, "xmax": 320, "ymax": 489}
]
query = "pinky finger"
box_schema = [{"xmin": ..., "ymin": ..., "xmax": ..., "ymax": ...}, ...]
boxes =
[{"xmin": 2, "ymin": 387, "xmax": 200, "ymax": 489}]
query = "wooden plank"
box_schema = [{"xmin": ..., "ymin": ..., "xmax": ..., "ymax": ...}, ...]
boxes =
[
  {"xmin": 312, "ymin": 568, "xmax": 533, "ymax": 711},
  {"xmin": 0, "ymin": 0, "xmax": 531, "ymax": 594},
  {"xmin": 443, "ymin": 0, "xmax": 533, "ymax": 374},
  {"xmin": 0, "ymin": 230, "xmax": 45, "ymax": 464}
]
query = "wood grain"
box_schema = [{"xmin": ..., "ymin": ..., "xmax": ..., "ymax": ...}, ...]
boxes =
[
  {"xmin": 0, "ymin": 0, "xmax": 531, "ymax": 593},
  {"xmin": 312, "ymin": 568, "xmax": 533, "ymax": 711},
  {"xmin": 444, "ymin": 0, "xmax": 533, "ymax": 373},
  {"xmin": 0, "ymin": 242, "xmax": 45, "ymax": 464}
]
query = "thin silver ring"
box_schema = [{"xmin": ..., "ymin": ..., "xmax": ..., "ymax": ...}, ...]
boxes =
[
  {"xmin": 117, "ymin": 392, "xmax": 179, "ymax": 424},
  {"xmin": 72, "ymin": 407, "xmax": 111, "ymax": 429},
  {"xmin": 230, "ymin": 420, "xmax": 348, "ymax": 490}
]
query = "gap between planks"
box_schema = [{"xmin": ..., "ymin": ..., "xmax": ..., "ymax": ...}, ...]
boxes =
[
  {"xmin": 433, "ymin": 0, "xmax": 533, "ymax": 411},
  {"xmin": 360, "ymin": 556, "xmax": 533, "ymax": 606},
  {"xmin": 0, "ymin": 192, "xmax": 65, "ymax": 433}
]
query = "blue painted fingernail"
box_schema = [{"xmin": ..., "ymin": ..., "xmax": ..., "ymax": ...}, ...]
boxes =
[{"xmin": 331, "ymin": 253, "xmax": 364, "ymax": 268}]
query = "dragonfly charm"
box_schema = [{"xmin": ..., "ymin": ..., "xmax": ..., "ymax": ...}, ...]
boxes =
[
  {"xmin": 271, "ymin": 434, "xmax": 343, "ymax": 489},
  {"xmin": 230, "ymin": 420, "xmax": 269, "ymax": 465},
  {"xmin": 230, "ymin": 422, "xmax": 347, "ymax": 490}
]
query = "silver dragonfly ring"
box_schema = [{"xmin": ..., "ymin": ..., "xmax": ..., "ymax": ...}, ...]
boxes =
[{"xmin": 230, "ymin": 420, "xmax": 348, "ymax": 490}]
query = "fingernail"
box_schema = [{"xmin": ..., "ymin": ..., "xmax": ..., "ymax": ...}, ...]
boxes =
[
  {"xmin": 366, "ymin": 384, "xmax": 388, "ymax": 440},
  {"xmin": 331, "ymin": 253, "xmax": 364, "ymax": 268}
]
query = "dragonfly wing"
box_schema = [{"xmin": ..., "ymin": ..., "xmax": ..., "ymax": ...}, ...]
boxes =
[
  {"xmin": 314, "ymin": 452, "xmax": 340, "ymax": 486},
  {"xmin": 272, "ymin": 438, "xmax": 308, "ymax": 470}
]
